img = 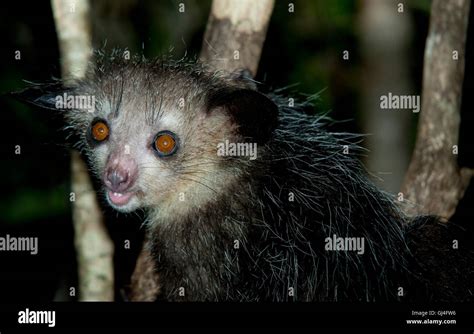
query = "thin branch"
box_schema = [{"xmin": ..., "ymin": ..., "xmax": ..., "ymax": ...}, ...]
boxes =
[
  {"xmin": 71, "ymin": 151, "xmax": 114, "ymax": 301},
  {"xmin": 401, "ymin": 0, "xmax": 472, "ymax": 220}
]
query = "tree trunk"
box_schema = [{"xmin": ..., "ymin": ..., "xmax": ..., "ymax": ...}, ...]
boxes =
[{"xmin": 401, "ymin": 0, "xmax": 473, "ymax": 220}]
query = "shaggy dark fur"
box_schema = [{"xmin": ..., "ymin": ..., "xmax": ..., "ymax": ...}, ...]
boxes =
[
  {"xmin": 13, "ymin": 52, "xmax": 474, "ymax": 302},
  {"xmin": 150, "ymin": 103, "xmax": 408, "ymax": 302}
]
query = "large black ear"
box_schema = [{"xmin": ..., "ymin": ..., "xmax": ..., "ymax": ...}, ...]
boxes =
[
  {"xmin": 9, "ymin": 82, "xmax": 69, "ymax": 111},
  {"xmin": 207, "ymin": 88, "xmax": 279, "ymax": 143}
]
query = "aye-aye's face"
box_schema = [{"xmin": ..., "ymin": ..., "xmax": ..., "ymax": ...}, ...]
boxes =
[
  {"xmin": 70, "ymin": 70, "xmax": 241, "ymax": 216},
  {"xmin": 16, "ymin": 61, "xmax": 278, "ymax": 218}
]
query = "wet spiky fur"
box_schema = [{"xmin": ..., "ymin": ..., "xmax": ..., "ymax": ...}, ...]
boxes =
[{"xmin": 14, "ymin": 51, "xmax": 474, "ymax": 302}]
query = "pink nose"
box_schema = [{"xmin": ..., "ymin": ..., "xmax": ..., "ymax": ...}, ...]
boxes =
[
  {"xmin": 104, "ymin": 154, "xmax": 138, "ymax": 193},
  {"xmin": 105, "ymin": 168, "xmax": 131, "ymax": 192}
]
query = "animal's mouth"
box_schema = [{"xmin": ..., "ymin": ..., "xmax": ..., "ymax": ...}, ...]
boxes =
[{"xmin": 107, "ymin": 190, "xmax": 135, "ymax": 206}]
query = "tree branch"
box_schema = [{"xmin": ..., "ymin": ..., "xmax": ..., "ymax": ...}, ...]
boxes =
[
  {"xmin": 71, "ymin": 151, "xmax": 114, "ymax": 301},
  {"xmin": 401, "ymin": 0, "xmax": 472, "ymax": 220},
  {"xmin": 200, "ymin": 0, "xmax": 275, "ymax": 76}
]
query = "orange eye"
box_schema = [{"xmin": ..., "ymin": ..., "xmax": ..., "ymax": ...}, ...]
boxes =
[
  {"xmin": 91, "ymin": 120, "xmax": 109, "ymax": 142},
  {"xmin": 153, "ymin": 131, "xmax": 178, "ymax": 157}
]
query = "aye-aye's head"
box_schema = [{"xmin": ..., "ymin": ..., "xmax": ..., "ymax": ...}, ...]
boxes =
[{"xmin": 15, "ymin": 55, "xmax": 278, "ymax": 219}]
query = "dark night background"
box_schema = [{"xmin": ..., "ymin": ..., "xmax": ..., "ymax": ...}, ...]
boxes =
[{"xmin": 0, "ymin": 0, "xmax": 472, "ymax": 302}]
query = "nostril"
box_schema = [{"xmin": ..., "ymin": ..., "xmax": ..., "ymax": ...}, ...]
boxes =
[{"xmin": 107, "ymin": 169, "xmax": 129, "ymax": 191}]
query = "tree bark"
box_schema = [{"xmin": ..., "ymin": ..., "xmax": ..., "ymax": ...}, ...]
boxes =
[
  {"xmin": 51, "ymin": 0, "xmax": 115, "ymax": 301},
  {"xmin": 200, "ymin": 0, "xmax": 274, "ymax": 76},
  {"xmin": 401, "ymin": 0, "xmax": 473, "ymax": 220}
]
